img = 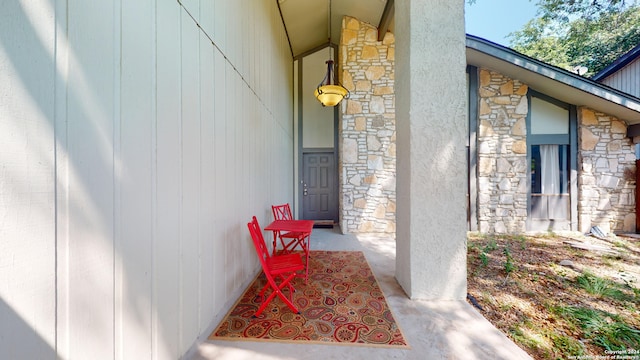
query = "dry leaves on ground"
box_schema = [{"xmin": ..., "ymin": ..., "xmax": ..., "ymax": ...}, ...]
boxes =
[{"xmin": 467, "ymin": 232, "xmax": 640, "ymax": 360}]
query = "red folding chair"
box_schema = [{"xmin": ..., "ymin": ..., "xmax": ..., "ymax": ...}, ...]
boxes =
[
  {"xmin": 271, "ymin": 203, "xmax": 311, "ymax": 256},
  {"xmin": 247, "ymin": 216, "xmax": 304, "ymax": 317}
]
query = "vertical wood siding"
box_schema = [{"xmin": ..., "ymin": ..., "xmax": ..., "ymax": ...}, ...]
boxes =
[
  {"xmin": 0, "ymin": 0, "xmax": 294, "ymax": 359},
  {"xmin": 0, "ymin": 1, "xmax": 57, "ymax": 358},
  {"xmin": 601, "ymin": 57, "xmax": 640, "ymax": 98}
]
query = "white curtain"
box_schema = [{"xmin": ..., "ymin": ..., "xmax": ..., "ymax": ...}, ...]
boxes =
[{"xmin": 540, "ymin": 145, "xmax": 559, "ymax": 194}]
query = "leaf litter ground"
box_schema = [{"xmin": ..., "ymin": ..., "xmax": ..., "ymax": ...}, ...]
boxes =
[{"xmin": 467, "ymin": 232, "xmax": 640, "ymax": 359}]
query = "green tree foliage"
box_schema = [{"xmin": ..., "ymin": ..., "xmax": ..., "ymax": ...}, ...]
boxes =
[
  {"xmin": 469, "ymin": 0, "xmax": 640, "ymax": 77},
  {"xmin": 508, "ymin": 17, "xmax": 572, "ymax": 70},
  {"xmin": 535, "ymin": 0, "xmax": 636, "ymax": 21},
  {"xmin": 507, "ymin": 0, "xmax": 640, "ymax": 77}
]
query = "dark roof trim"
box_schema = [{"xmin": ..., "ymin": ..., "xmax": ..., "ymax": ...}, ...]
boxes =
[
  {"xmin": 592, "ymin": 43, "xmax": 640, "ymax": 81},
  {"xmin": 277, "ymin": 0, "xmax": 294, "ymax": 58},
  {"xmin": 466, "ymin": 34, "xmax": 640, "ymax": 114},
  {"xmin": 628, "ymin": 123, "xmax": 640, "ymax": 138},
  {"xmin": 467, "ymin": 35, "xmax": 608, "ymax": 93},
  {"xmin": 377, "ymin": 0, "xmax": 394, "ymax": 41}
]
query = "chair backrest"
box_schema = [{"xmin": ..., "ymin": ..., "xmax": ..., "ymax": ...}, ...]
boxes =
[
  {"xmin": 247, "ymin": 216, "xmax": 270, "ymax": 265},
  {"xmin": 272, "ymin": 203, "xmax": 294, "ymax": 221}
]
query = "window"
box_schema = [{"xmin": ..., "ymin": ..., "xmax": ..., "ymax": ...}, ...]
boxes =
[
  {"xmin": 530, "ymin": 97, "xmax": 569, "ymax": 135},
  {"xmin": 530, "ymin": 144, "xmax": 569, "ymax": 219},
  {"xmin": 528, "ymin": 93, "xmax": 574, "ymax": 228}
]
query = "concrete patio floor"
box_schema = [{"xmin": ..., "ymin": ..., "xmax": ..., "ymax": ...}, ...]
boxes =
[{"xmin": 188, "ymin": 227, "xmax": 532, "ymax": 360}]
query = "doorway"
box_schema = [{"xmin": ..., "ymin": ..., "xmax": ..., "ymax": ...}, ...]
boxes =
[
  {"xmin": 296, "ymin": 46, "xmax": 339, "ymax": 224},
  {"xmin": 302, "ymin": 152, "xmax": 337, "ymax": 221}
]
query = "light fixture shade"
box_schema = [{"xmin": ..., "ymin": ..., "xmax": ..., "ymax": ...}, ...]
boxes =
[
  {"xmin": 314, "ymin": 59, "xmax": 349, "ymax": 107},
  {"xmin": 314, "ymin": 84, "xmax": 349, "ymax": 107}
]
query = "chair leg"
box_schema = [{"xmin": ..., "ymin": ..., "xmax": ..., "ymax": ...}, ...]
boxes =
[
  {"xmin": 276, "ymin": 273, "xmax": 296, "ymax": 294},
  {"xmin": 257, "ymin": 275, "xmax": 295, "ymax": 301},
  {"xmin": 304, "ymin": 236, "xmax": 310, "ymax": 283},
  {"xmin": 254, "ymin": 290, "xmax": 278, "ymax": 316},
  {"xmin": 293, "ymin": 235, "xmax": 309, "ymax": 254},
  {"xmin": 254, "ymin": 274, "xmax": 299, "ymax": 317},
  {"xmin": 278, "ymin": 236, "xmax": 298, "ymax": 255},
  {"xmin": 272, "ymin": 273, "xmax": 299, "ymax": 313},
  {"xmin": 257, "ymin": 281, "xmax": 270, "ymax": 299}
]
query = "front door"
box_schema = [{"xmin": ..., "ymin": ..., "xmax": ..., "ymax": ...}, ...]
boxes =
[{"xmin": 302, "ymin": 152, "xmax": 337, "ymax": 221}]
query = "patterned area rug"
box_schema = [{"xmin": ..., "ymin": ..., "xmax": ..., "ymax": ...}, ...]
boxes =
[{"xmin": 210, "ymin": 251, "xmax": 409, "ymax": 348}]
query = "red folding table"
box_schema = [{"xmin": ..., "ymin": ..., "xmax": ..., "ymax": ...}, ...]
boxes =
[{"xmin": 264, "ymin": 219, "xmax": 314, "ymax": 280}]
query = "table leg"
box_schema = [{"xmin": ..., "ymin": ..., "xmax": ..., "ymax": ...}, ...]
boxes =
[
  {"xmin": 271, "ymin": 230, "xmax": 279, "ymax": 256},
  {"xmin": 305, "ymin": 234, "xmax": 310, "ymax": 283}
]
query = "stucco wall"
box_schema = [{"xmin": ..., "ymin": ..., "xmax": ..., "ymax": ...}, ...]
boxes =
[
  {"xmin": 339, "ymin": 16, "xmax": 396, "ymax": 234},
  {"xmin": 395, "ymin": 0, "xmax": 468, "ymax": 300},
  {"xmin": 0, "ymin": 1, "xmax": 293, "ymax": 359}
]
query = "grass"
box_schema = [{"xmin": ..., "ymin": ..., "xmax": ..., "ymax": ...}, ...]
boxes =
[
  {"xmin": 479, "ymin": 252, "xmax": 489, "ymax": 267},
  {"xmin": 554, "ymin": 306, "xmax": 640, "ymax": 351},
  {"xmin": 548, "ymin": 331, "xmax": 584, "ymax": 356},
  {"xmin": 509, "ymin": 325, "xmax": 550, "ymax": 357},
  {"xmin": 503, "ymin": 247, "xmax": 516, "ymax": 275},
  {"xmin": 467, "ymin": 233, "xmax": 640, "ymax": 359},
  {"xmin": 474, "ymin": 236, "xmax": 498, "ymax": 268},
  {"xmin": 515, "ymin": 235, "xmax": 527, "ymax": 250},
  {"xmin": 508, "ymin": 321, "xmax": 586, "ymax": 359},
  {"xmin": 575, "ymin": 272, "xmax": 628, "ymax": 301},
  {"xmin": 483, "ymin": 238, "xmax": 498, "ymax": 252}
]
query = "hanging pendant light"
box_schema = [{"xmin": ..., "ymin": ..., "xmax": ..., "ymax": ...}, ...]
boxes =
[
  {"xmin": 314, "ymin": 0, "xmax": 349, "ymax": 107},
  {"xmin": 314, "ymin": 60, "xmax": 349, "ymax": 107}
]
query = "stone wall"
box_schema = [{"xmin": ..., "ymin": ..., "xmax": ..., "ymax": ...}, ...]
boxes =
[
  {"xmin": 336, "ymin": 25, "xmax": 637, "ymax": 235},
  {"xmin": 339, "ymin": 16, "xmax": 396, "ymax": 234},
  {"xmin": 475, "ymin": 68, "xmax": 636, "ymax": 234},
  {"xmin": 476, "ymin": 69, "xmax": 530, "ymax": 233},
  {"xmin": 578, "ymin": 108, "xmax": 636, "ymax": 233}
]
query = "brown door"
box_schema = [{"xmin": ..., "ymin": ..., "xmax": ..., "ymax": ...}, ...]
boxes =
[{"xmin": 302, "ymin": 152, "xmax": 337, "ymax": 221}]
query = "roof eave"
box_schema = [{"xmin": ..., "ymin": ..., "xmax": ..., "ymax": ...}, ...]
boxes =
[
  {"xmin": 465, "ymin": 35, "xmax": 640, "ymax": 125},
  {"xmin": 592, "ymin": 43, "xmax": 640, "ymax": 81}
]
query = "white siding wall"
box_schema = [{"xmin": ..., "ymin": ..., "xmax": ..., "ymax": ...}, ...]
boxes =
[
  {"xmin": 0, "ymin": 0, "xmax": 293, "ymax": 359},
  {"xmin": 600, "ymin": 57, "xmax": 640, "ymax": 98},
  {"xmin": 0, "ymin": 1, "xmax": 57, "ymax": 359}
]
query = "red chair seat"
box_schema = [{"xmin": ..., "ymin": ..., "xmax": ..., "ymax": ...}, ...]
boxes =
[{"xmin": 266, "ymin": 253, "xmax": 303, "ymax": 274}]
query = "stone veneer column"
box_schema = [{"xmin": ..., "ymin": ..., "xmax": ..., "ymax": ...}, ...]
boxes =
[
  {"xmin": 578, "ymin": 108, "xmax": 636, "ymax": 233},
  {"xmin": 339, "ymin": 16, "xmax": 396, "ymax": 234},
  {"xmin": 395, "ymin": 0, "xmax": 467, "ymax": 299},
  {"xmin": 476, "ymin": 69, "xmax": 529, "ymax": 233}
]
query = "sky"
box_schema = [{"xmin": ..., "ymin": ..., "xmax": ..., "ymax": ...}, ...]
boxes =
[{"xmin": 465, "ymin": 0, "xmax": 540, "ymax": 46}]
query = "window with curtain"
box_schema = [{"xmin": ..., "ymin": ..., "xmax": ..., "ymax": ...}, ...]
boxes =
[
  {"xmin": 530, "ymin": 144, "xmax": 570, "ymax": 220},
  {"xmin": 530, "ymin": 96, "xmax": 570, "ymax": 221}
]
